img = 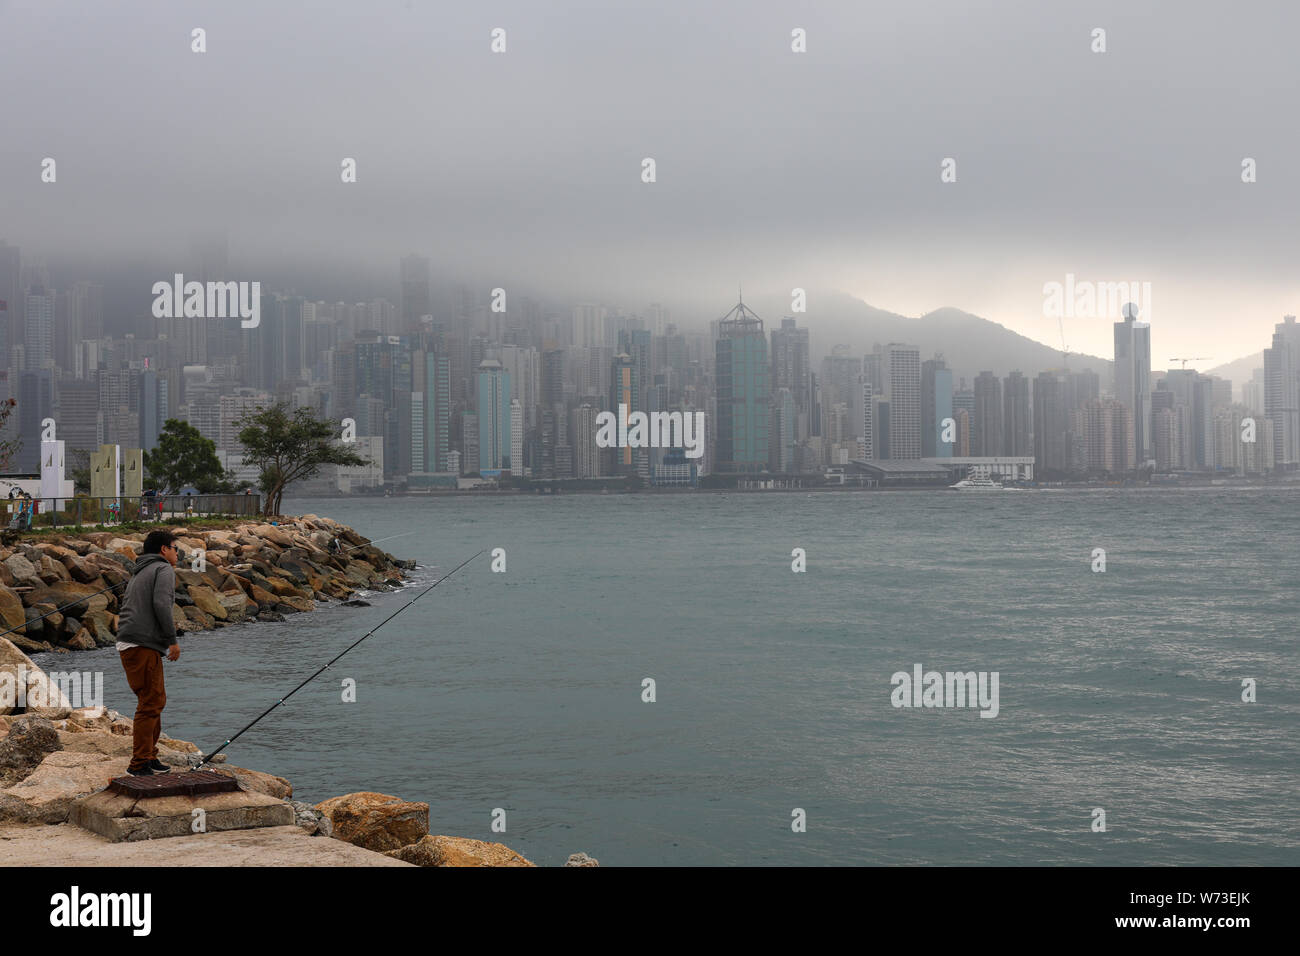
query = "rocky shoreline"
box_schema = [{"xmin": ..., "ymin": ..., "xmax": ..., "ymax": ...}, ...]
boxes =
[
  {"xmin": 0, "ymin": 515, "xmax": 415, "ymax": 654},
  {"xmin": 0, "ymin": 516, "xmax": 597, "ymax": 867}
]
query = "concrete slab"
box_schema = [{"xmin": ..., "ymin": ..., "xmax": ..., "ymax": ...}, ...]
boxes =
[
  {"xmin": 70, "ymin": 786, "xmax": 295, "ymax": 843},
  {"xmin": 0, "ymin": 823, "xmax": 413, "ymax": 866}
]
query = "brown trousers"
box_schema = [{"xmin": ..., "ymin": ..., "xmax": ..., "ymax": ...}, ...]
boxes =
[{"xmin": 119, "ymin": 647, "xmax": 166, "ymax": 770}]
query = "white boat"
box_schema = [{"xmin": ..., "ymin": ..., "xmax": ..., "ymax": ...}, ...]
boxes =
[{"xmin": 948, "ymin": 476, "xmax": 1004, "ymax": 490}]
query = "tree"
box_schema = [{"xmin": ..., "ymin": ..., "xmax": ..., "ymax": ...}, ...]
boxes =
[
  {"xmin": 236, "ymin": 403, "xmax": 369, "ymax": 516},
  {"xmin": 144, "ymin": 419, "xmax": 238, "ymax": 494},
  {"xmin": 0, "ymin": 398, "xmax": 19, "ymax": 472}
]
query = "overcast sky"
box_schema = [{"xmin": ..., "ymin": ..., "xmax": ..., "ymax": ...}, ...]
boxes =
[{"xmin": 2, "ymin": 0, "xmax": 1297, "ymax": 366}]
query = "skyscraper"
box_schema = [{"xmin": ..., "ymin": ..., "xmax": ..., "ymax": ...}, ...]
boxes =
[
  {"xmin": 770, "ymin": 318, "xmax": 811, "ymax": 440},
  {"xmin": 0, "ymin": 241, "xmax": 21, "ymax": 356},
  {"xmin": 921, "ymin": 357, "xmax": 953, "ymax": 458},
  {"xmin": 1113, "ymin": 312, "xmax": 1152, "ymax": 463},
  {"xmin": 883, "ymin": 344, "xmax": 921, "ymax": 459},
  {"xmin": 769, "ymin": 387, "xmax": 796, "ymax": 472},
  {"xmin": 414, "ymin": 349, "xmax": 452, "ymax": 472},
  {"xmin": 973, "ymin": 372, "xmax": 1002, "ymax": 457},
  {"xmin": 1081, "ymin": 398, "xmax": 1135, "ymax": 473},
  {"xmin": 1033, "ymin": 372, "xmax": 1068, "ymax": 475},
  {"xmin": 609, "ymin": 352, "xmax": 638, "ymax": 474},
  {"xmin": 510, "ymin": 398, "xmax": 524, "ymax": 476},
  {"xmin": 570, "ymin": 403, "xmax": 600, "ymax": 477},
  {"xmin": 1002, "ymin": 370, "xmax": 1031, "ymax": 456},
  {"xmin": 476, "ymin": 359, "xmax": 510, "ymax": 473},
  {"xmin": 714, "ymin": 300, "xmax": 769, "ymax": 473},
  {"xmin": 1264, "ymin": 314, "xmax": 1300, "ymax": 468},
  {"xmin": 23, "ymin": 285, "xmax": 55, "ymax": 371}
]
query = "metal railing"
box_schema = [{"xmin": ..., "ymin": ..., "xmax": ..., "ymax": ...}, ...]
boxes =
[{"xmin": 4, "ymin": 494, "xmax": 262, "ymax": 531}]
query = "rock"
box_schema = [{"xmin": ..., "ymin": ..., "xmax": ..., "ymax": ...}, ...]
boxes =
[
  {"xmin": 174, "ymin": 569, "xmax": 209, "ymax": 590},
  {"xmin": 263, "ymin": 575, "xmax": 308, "ymax": 598},
  {"xmin": 290, "ymin": 800, "xmax": 333, "ymax": 836},
  {"xmin": 0, "ymin": 715, "xmax": 64, "ymax": 785},
  {"xmin": 275, "ymin": 595, "xmax": 315, "ymax": 613},
  {"xmin": 217, "ymin": 592, "xmax": 250, "ymax": 622},
  {"xmin": 81, "ymin": 609, "xmax": 117, "ymax": 647},
  {"xmin": 38, "ymin": 555, "xmax": 72, "ymax": 584},
  {"xmin": 246, "ymin": 583, "xmax": 278, "ymax": 606},
  {"xmin": 256, "ymin": 610, "xmax": 286, "ymax": 623},
  {"xmin": 6, "ymin": 633, "xmax": 50, "ymax": 654},
  {"xmin": 60, "ymin": 553, "xmax": 100, "ymax": 583},
  {"xmin": 342, "ymin": 599, "xmax": 371, "ymax": 608},
  {"xmin": 212, "ymin": 764, "xmax": 293, "ymax": 799},
  {"xmin": 3, "ymin": 554, "xmax": 42, "ymax": 588},
  {"xmin": 383, "ymin": 834, "xmax": 536, "ymax": 867},
  {"xmin": 183, "ymin": 606, "xmax": 215, "ymax": 629},
  {"xmin": 314, "ymin": 791, "xmax": 429, "ymax": 853},
  {"xmin": 106, "ymin": 537, "xmax": 141, "ymax": 556},
  {"xmin": 0, "ymin": 637, "xmax": 73, "ymax": 716},
  {"xmin": 61, "ymin": 628, "xmax": 96, "ymax": 651},
  {"xmin": 22, "ymin": 583, "xmax": 112, "ymax": 618},
  {"xmin": 0, "ymin": 750, "xmax": 120, "ymax": 824},
  {"xmin": 255, "ymin": 525, "xmax": 296, "ymax": 549},
  {"xmin": 187, "ymin": 584, "xmax": 228, "ymax": 620},
  {"xmin": 565, "ymin": 852, "xmax": 600, "ymax": 867},
  {"xmin": 28, "ymin": 603, "xmax": 63, "ymax": 642},
  {"xmin": 0, "ymin": 587, "xmax": 28, "ymax": 635}
]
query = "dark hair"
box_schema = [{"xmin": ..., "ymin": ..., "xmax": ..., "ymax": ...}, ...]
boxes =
[{"xmin": 143, "ymin": 530, "xmax": 179, "ymax": 554}]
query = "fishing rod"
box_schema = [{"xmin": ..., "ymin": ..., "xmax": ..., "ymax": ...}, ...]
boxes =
[{"xmin": 193, "ymin": 548, "xmax": 485, "ymax": 771}]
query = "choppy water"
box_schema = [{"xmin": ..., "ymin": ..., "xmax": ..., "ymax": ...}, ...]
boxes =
[{"xmin": 34, "ymin": 486, "xmax": 1300, "ymax": 865}]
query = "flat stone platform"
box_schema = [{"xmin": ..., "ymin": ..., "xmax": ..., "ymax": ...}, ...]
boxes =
[
  {"xmin": 0, "ymin": 823, "xmax": 413, "ymax": 866},
  {"xmin": 70, "ymin": 772, "xmax": 295, "ymax": 843}
]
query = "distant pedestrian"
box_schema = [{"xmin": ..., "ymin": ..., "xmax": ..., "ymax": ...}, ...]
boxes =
[{"xmin": 115, "ymin": 530, "xmax": 183, "ymax": 776}]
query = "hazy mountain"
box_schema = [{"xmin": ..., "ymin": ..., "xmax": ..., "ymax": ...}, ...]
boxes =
[
  {"xmin": 729, "ymin": 290, "xmax": 1112, "ymax": 388},
  {"xmin": 1206, "ymin": 352, "xmax": 1265, "ymax": 398}
]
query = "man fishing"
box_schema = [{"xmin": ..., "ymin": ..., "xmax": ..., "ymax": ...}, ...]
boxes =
[{"xmin": 115, "ymin": 530, "xmax": 183, "ymax": 776}]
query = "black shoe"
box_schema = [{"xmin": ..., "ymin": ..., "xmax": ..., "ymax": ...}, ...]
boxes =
[
  {"xmin": 127, "ymin": 765, "xmax": 154, "ymax": 776},
  {"xmin": 148, "ymin": 759, "xmax": 171, "ymax": 773}
]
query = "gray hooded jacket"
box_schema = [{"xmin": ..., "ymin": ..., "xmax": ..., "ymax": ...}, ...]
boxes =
[{"xmin": 116, "ymin": 553, "xmax": 178, "ymax": 655}]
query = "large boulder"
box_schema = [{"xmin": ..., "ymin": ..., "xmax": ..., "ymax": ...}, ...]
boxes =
[
  {"xmin": 0, "ymin": 587, "xmax": 27, "ymax": 636},
  {"xmin": 2, "ymin": 554, "xmax": 42, "ymax": 588},
  {"xmin": 183, "ymin": 606, "xmax": 216, "ymax": 629},
  {"xmin": 81, "ymin": 609, "xmax": 117, "ymax": 647},
  {"xmin": 0, "ymin": 637, "xmax": 73, "ymax": 716},
  {"xmin": 37, "ymin": 555, "xmax": 72, "ymax": 584},
  {"xmin": 21, "ymin": 582, "xmax": 113, "ymax": 618},
  {"xmin": 314, "ymin": 791, "xmax": 429, "ymax": 853},
  {"xmin": 187, "ymin": 584, "xmax": 228, "ymax": 620},
  {"xmin": 0, "ymin": 750, "xmax": 121, "ymax": 823},
  {"xmin": 383, "ymin": 835, "xmax": 536, "ymax": 867},
  {"xmin": 290, "ymin": 800, "xmax": 333, "ymax": 836},
  {"xmin": 60, "ymin": 553, "xmax": 101, "ymax": 584},
  {"xmin": 217, "ymin": 592, "xmax": 250, "ymax": 622},
  {"xmin": 61, "ymin": 628, "xmax": 97, "ymax": 651},
  {"xmin": 275, "ymin": 595, "xmax": 315, "ymax": 613},
  {"xmin": 0, "ymin": 715, "xmax": 63, "ymax": 786}
]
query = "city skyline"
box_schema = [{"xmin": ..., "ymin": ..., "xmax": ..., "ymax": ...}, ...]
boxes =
[{"xmin": 2, "ymin": 243, "xmax": 1293, "ymax": 489}]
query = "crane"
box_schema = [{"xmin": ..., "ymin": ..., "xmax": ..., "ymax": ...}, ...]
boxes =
[
  {"xmin": 1058, "ymin": 315, "xmax": 1071, "ymax": 368},
  {"xmin": 1168, "ymin": 357, "xmax": 1212, "ymax": 370}
]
